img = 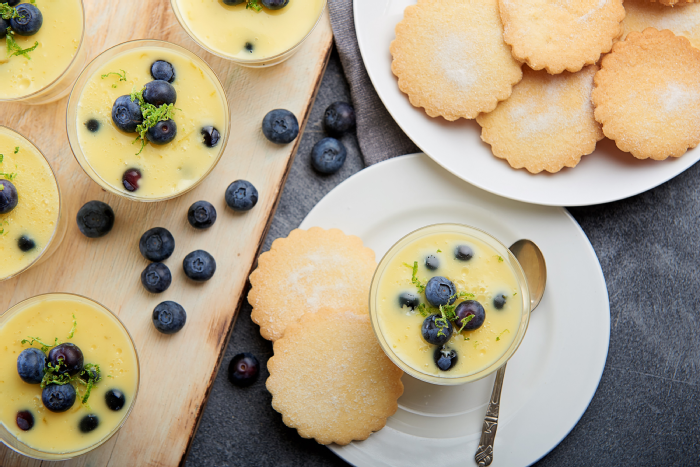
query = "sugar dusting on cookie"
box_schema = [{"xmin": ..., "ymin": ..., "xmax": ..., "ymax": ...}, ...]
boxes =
[{"xmin": 623, "ymin": 0, "xmax": 700, "ymax": 48}]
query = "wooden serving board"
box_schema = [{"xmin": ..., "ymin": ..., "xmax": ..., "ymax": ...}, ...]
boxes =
[{"xmin": 0, "ymin": 1, "xmax": 333, "ymax": 465}]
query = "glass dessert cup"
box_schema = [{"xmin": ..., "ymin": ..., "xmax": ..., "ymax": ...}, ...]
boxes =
[
  {"xmin": 0, "ymin": 0, "xmax": 86, "ymax": 105},
  {"xmin": 169, "ymin": 0, "xmax": 327, "ymax": 68},
  {"xmin": 0, "ymin": 293, "xmax": 140, "ymax": 461},
  {"xmin": 66, "ymin": 39, "xmax": 231, "ymax": 202},
  {"xmin": 0, "ymin": 126, "xmax": 66, "ymax": 282},
  {"xmin": 369, "ymin": 223, "xmax": 531, "ymax": 386}
]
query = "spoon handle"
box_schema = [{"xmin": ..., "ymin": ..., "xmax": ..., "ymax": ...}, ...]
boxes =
[{"xmin": 475, "ymin": 363, "xmax": 507, "ymax": 467}]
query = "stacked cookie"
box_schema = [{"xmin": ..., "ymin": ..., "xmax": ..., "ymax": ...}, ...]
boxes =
[
  {"xmin": 391, "ymin": 0, "xmax": 700, "ymax": 173},
  {"xmin": 248, "ymin": 227, "xmax": 404, "ymax": 445}
]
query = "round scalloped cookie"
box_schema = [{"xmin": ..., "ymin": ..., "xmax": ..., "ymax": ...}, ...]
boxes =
[
  {"xmin": 499, "ymin": 0, "xmax": 626, "ymax": 74},
  {"xmin": 653, "ymin": 0, "xmax": 699, "ymax": 6},
  {"xmin": 248, "ymin": 227, "xmax": 376, "ymax": 341},
  {"xmin": 623, "ymin": 0, "xmax": 700, "ymax": 47},
  {"xmin": 477, "ymin": 65, "xmax": 603, "ymax": 173},
  {"xmin": 267, "ymin": 308, "xmax": 404, "ymax": 445},
  {"xmin": 592, "ymin": 28, "xmax": 700, "ymax": 160},
  {"xmin": 390, "ymin": 0, "xmax": 523, "ymax": 121}
]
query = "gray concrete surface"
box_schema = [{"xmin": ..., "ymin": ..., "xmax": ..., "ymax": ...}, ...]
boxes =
[{"xmin": 185, "ymin": 47, "xmax": 700, "ymax": 467}]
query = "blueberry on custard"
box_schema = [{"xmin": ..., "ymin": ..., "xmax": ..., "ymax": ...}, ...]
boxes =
[
  {"xmin": 85, "ymin": 119, "xmax": 100, "ymax": 133},
  {"xmin": 425, "ymin": 255, "xmax": 439, "ymax": 270},
  {"xmin": 455, "ymin": 244, "xmax": 474, "ymax": 261},
  {"xmin": 455, "ymin": 300, "xmax": 485, "ymax": 331},
  {"xmin": 16, "ymin": 348, "xmax": 46, "ymax": 384},
  {"xmin": 222, "ymin": 0, "xmax": 246, "ymax": 4},
  {"xmin": 398, "ymin": 292, "xmax": 419, "ymax": 310},
  {"xmin": 42, "ymin": 384, "xmax": 76, "ymax": 412},
  {"xmin": 143, "ymin": 80, "xmax": 177, "ymax": 106},
  {"xmin": 79, "ymin": 414, "xmax": 99, "ymax": 433},
  {"xmin": 16, "ymin": 410, "xmax": 34, "ymax": 431},
  {"xmin": 0, "ymin": 19, "xmax": 8, "ymax": 39},
  {"xmin": 150, "ymin": 60, "xmax": 175, "ymax": 83},
  {"xmin": 112, "ymin": 95, "xmax": 143, "ymax": 133},
  {"xmin": 421, "ymin": 315, "xmax": 453, "ymax": 346},
  {"xmin": 105, "ymin": 389, "xmax": 126, "ymax": 411},
  {"xmin": 147, "ymin": 119, "xmax": 177, "ymax": 145},
  {"xmin": 122, "ymin": 168, "xmax": 142, "ymax": 192},
  {"xmin": 434, "ymin": 346, "xmax": 458, "ymax": 371},
  {"xmin": 261, "ymin": 0, "xmax": 289, "ymax": 9},
  {"xmin": 201, "ymin": 126, "xmax": 221, "ymax": 148},
  {"xmin": 48, "ymin": 343, "xmax": 84, "ymax": 375},
  {"xmin": 424, "ymin": 276, "xmax": 456, "ymax": 307},
  {"xmin": 17, "ymin": 235, "xmax": 35, "ymax": 252},
  {"xmin": 10, "ymin": 4, "xmax": 43, "ymax": 36},
  {"xmin": 0, "ymin": 180, "xmax": 19, "ymax": 214}
]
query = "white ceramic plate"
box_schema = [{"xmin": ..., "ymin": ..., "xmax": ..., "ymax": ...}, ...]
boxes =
[
  {"xmin": 353, "ymin": 0, "xmax": 700, "ymax": 206},
  {"xmin": 300, "ymin": 154, "xmax": 610, "ymax": 467}
]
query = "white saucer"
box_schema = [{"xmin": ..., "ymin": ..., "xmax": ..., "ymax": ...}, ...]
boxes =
[
  {"xmin": 300, "ymin": 154, "xmax": 610, "ymax": 466},
  {"xmin": 353, "ymin": 0, "xmax": 700, "ymax": 207}
]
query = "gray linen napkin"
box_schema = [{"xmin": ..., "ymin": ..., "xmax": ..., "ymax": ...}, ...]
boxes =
[{"xmin": 328, "ymin": 0, "xmax": 419, "ymax": 166}]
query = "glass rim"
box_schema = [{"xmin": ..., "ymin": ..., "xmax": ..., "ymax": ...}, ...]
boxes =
[
  {"xmin": 0, "ymin": 125, "xmax": 62, "ymax": 282},
  {"xmin": 369, "ymin": 223, "xmax": 532, "ymax": 386},
  {"xmin": 169, "ymin": 0, "xmax": 327, "ymax": 65},
  {"xmin": 65, "ymin": 39, "xmax": 232, "ymax": 202},
  {"xmin": 0, "ymin": 0, "xmax": 86, "ymax": 103},
  {"xmin": 0, "ymin": 292, "xmax": 141, "ymax": 460}
]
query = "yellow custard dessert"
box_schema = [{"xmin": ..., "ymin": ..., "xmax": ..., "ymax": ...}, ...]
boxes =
[
  {"xmin": 0, "ymin": 126, "xmax": 60, "ymax": 281},
  {"xmin": 171, "ymin": 0, "xmax": 325, "ymax": 65},
  {"xmin": 0, "ymin": 294, "xmax": 139, "ymax": 459},
  {"xmin": 0, "ymin": 0, "xmax": 84, "ymax": 102},
  {"xmin": 69, "ymin": 41, "xmax": 229, "ymax": 201},
  {"xmin": 370, "ymin": 225, "xmax": 530, "ymax": 385}
]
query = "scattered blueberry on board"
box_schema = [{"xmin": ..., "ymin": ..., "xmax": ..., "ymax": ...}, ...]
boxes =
[
  {"xmin": 85, "ymin": 119, "xmax": 100, "ymax": 133},
  {"xmin": 16, "ymin": 410, "xmax": 34, "ymax": 431},
  {"xmin": 139, "ymin": 227, "xmax": 175, "ymax": 262},
  {"xmin": 112, "ymin": 95, "xmax": 143, "ymax": 133},
  {"xmin": 16, "ymin": 348, "xmax": 46, "ymax": 384},
  {"xmin": 424, "ymin": 276, "xmax": 457, "ymax": 307},
  {"xmin": 105, "ymin": 389, "xmax": 126, "ymax": 411},
  {"xmin": 262, "ymin": 109, "xmax": 299, "ymax": 144},
  {"xmin": 151, "ymin": 60, "xmax": 175, "ymax": 83},
  {"xmin": 310, "ymin": 137, "xmax": 346, "ymax": 175},
  {"xmin": 434, "ymin": 346, "xmax": 458, "ymax": 371},
  {"xmin": 42, "ymin": 383, "xmax": 76, "ymax": 412},
  {"xmin": 48, "ymin": 343, "xmax": 84, "ymax": 375},
  {"xmin": 187, "ymin": 201, "xmax": 217, "ymax": 229},
  {"xmin": 225, "ymin": 180, "xmax": 258, "ymax": 212},
  {"xmin": 228, "ymin": 353, "xmax": 259, "ymax": 387},
  {"xmin": 421, "ymin": 314, "xmax": 453, "ymax": 346},
  {"xmin": 201, "ymin": 126, "xmax": 221, "ymax": 148},
  {"xmin": 76, "ymin": 201, "xmax": 115, "ymax": 238},
  {"xmin": 0, "ymin": 180, "xmax": 18, "ymax": 214},
  {"xmin": 494, "ymin": 293, "xmax": 507, "ymax": 310},
  {"xmin": 455, "ymin": 300, "xmax": 485, "ymax": 331},
  {"xmin": 425, "ymin": 255, "xmax": 439, "ymax": 271},
  {"xmin": 122, "ymin": 168, "xmax": 142, "ymax": 192},
  {"xmin": 147, "ymin": 119, "xmax": 177, "ymax": 145},
  {"xmin": 141, "ymin": 263, "xmax": 172, "ymax": 294},
  {"xmin": 79, "ymin": 414, "xmax": 99, "ymax": 433},
  {"xmin": 183, "ymin": 250, "xmax": 216, "ymax": 282},
  {"xmin": 323, "ymin": 102, "xmax": 356, "ymax": 138},
  {"xmin": 142, "ymin": 80, "xmax": 177, "ymax": 106},
  {"xmin": 398, "ymin": 291, "xmax": 419, "ymax": 310},
  {"xmin": 10, "ymin": 4, "xmax": 43, "ymax": 36},
  {"xmin": 152, "ymin": 301, "xmax": 187, "ymax": 334}
]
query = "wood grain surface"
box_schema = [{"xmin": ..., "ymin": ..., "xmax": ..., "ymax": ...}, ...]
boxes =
[{"xmin": 0, "ymin": 0, "xmax": 333, "ymax": 465}]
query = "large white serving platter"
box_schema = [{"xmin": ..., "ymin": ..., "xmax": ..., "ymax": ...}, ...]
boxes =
[{"xmin": 300, "ymin": 154, "xmax": 610, "ymax": 466}]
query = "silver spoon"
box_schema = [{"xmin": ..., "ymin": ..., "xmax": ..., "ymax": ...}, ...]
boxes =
[{"xmin": 474, "ymin": 239, "xmax": 547, "ymax": 467}]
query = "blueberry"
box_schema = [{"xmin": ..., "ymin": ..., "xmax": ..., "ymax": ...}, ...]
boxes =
[
  {"xmin": 150, "ymin": 60, "xmax": 175, "ymax": 83},
  {"xmin": 111, "ymin": 95, "xmax": 143, "ymax": 133},
  {"xmin": 122, "ymin": 168, "xmax": 141, "ymax": 192},
  {"xmin": 85, "ymin": 119, "xmax": 100, "ymax": 132},
  {"xmin": 398, "ymin": 292, "xmax": 419, "ymax": 310},
  {"xmin": 228, "ymin": 353, "xmax": 259, "ymax": 387},
  {"xmin": 183, "ymin": 250, "xmax": 216, "ymax": 281},
  {"xmin": 17, "ymin": 235, "xmax": 35, "ymax": 252},
  {"xmin": 76, "ymin": 201, "xmax": 115, "ymax": 238},
  {"xmin": 0, "ymin": 19, "xmax": 8, "ymax": 39},
  {"xmin": 147, "ymin": 119, "xmax": 177, "ymax": 145},
  {"xmin": 48, "ymin": 343, "xmax": 84, "ymax": 375},
  {"xmin": 261, "ymin": 0, "xmax": 289, "ymax": 9},
  {"xmin": 105, "ymin": 389, "xmax": 126, "ymax": 411},
  {"xmin": 225, "ymin": 180, "xmax": 258, "ymax": 211},
  {"xmin": 187, "ymin": 201, "xmax": 217, "ymax": 229},
  {"xmin": 152, "ymin": 301, "xmax": 186, "ymax": 334},
  {"xmin": 455, "ymin": 300, "xmax": 486, "ymax": 331},
  {"xmin": 201, "ymin": 126, "xmax": 220, "ymax": 148},
  {"xmin": 222, "ymin": 0, "xmax": 245, "ymax": 4},
  {"xmin": 262, "ymin": 109, "xmax": 299, "ymax": 144},
  {"xmin": 244, "ymin": 42, "xmax": 254, "ymax": 53},
  {"xmin": 455, "ymin": 245, "xmax": 474, "ymax": 261},
  {"xmin": 6, "ymin": 0, "xmax": 20, "ymax": 7},
  {"xmin": 79, "ymin": 414, "xmax": 99, "ymax": 433},
  {"xmin": 142, "ymin": 80, "xmax": 177, "ymax": 106},
  {"xmin": 42, "ymin": 384, "xmax": 76, "ymax": 412},
  {"xmin": 16, "ymin": 410, "xmax": 34, "ymax": 431},
  {"xmin": 323, "ymin": 102, "xmax": 355, "ymax": 137},
  {"xmin": 494, "ymin": 293, "xmax": 507, "ymax": 310},
  {"xmin": 10, "ymin": 4, "xmax": 43, "ymax": 36},
  {"xmin": 424, "ymin": 276, "xmax": 456, "ymax": 307},
  {"xmin": 0, "ymin": 180, "xmax": 18, "ymax": 214},
  {"xmin": 16, "ymin": 348, "xmax": 46, "ymax": 384},
  {"xmin": 139, "ymin": 227, "xmax": 175, "ymax": 262},
  {"xmin": 434, "ymin": 346, "xmax": 458, "ymax": 371},
  {"xmin": 421, "ymin": 315, "xmax": 453, "ymax": 346},
  {"xmin": 141, "ymin": 263, "xmax": 172, "ymax": 294},
  {"xmin": 310, "ymin": 137, "xmax": 346, "ymax": 175},
  {"xmin": 425, "ymin": 255, "xmax": 439, "ymax": 270}
]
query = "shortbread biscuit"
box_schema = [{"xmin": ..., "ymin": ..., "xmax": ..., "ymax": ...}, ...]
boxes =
[
  {"xmin": 592, "ymin": 28, "xmax": 700, "ymax": 160},
  {"xmin": 477, "ymin": 65, "xmax": 603, "ymax": 173},
  {"xmin": 653, "ymin": 0, "xmax": 699, "ymax": 6},
  {"xmin": 499, "ymin": 0, "xmax": 626, "ymax": 74},
  {"xmin": 249, "ymin": 227, "xmax": 376, "ymax": 341},
  {"xmin": 623, "ymin": 0, "xmax": 700, "ymax": 47},
  {"xmin": 267, "ymin": 308, "xmax": 404, "ymax": 445},
  {"xmin": 390, "ymin": 0, "xmax": 523, "ymax": 121}
]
